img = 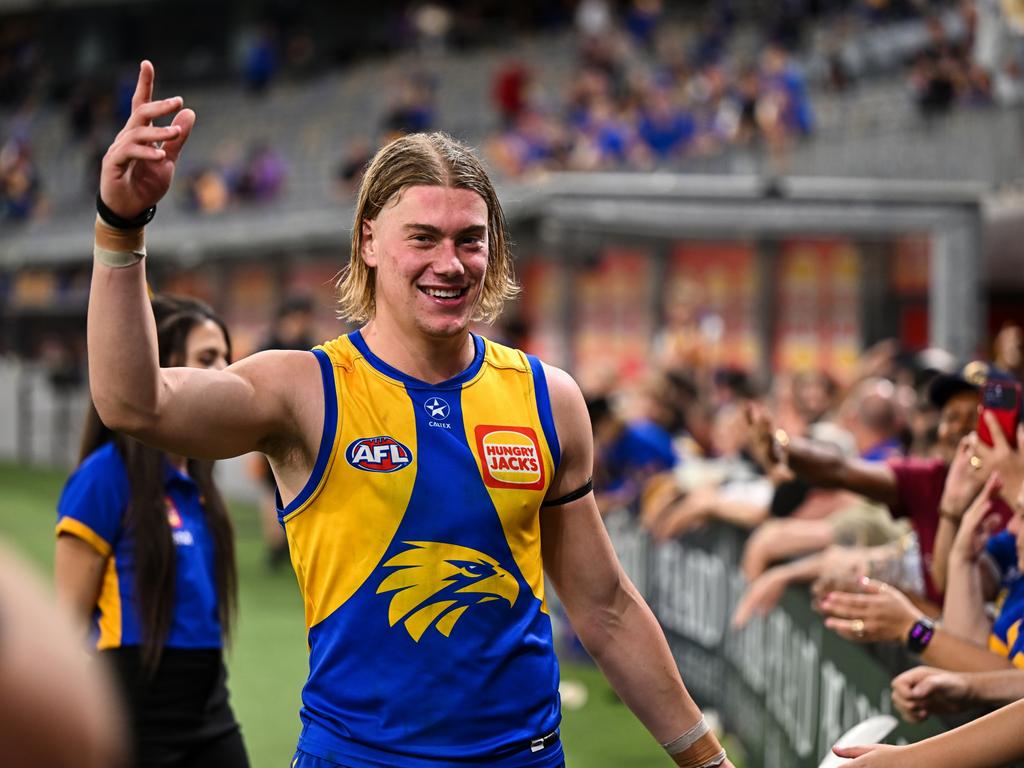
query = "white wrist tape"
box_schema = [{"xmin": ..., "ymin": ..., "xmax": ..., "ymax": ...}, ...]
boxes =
[
  {"xmin": 661, "ymin": 717, "xmax": 709, "ymax": 754},
  {"xmin": 94, "ymin": 244, "xmax": 145, "ymax": 268}
]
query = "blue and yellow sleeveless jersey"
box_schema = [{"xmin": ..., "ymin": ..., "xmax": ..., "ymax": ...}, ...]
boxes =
[
  {"xmin": 54, "ymin": 442, "xmax": 222, "ymax": 650},
  {"xmin": 281, "ymin": 331, "xmax": 565, "ymax": 767},
  {"xmin": 987, "ymin": 531, "xmax": 1024, "ymax": 667}
]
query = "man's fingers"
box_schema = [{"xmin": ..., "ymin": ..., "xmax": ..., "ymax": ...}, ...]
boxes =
[
  {"xmin": 106, "ymin": 143, "xmax": 166, "ymax": 167},
  {"xmin": 117, "ymin": 125, "xmax": 181, "ymax": 147},
  {"xmin": 820, "ymin": 591, "xmax": 872, "ymax": 618},
  {"xmin": 125, "ymin": 96, "xmax": 183, "ymax": 130},
  {"xmin": 162, "ymin": 108, "xmax": 196, "ymax": 162},
  {"xmin": 824, "ymin": 616, "xmax": 868, "ymax": 640},
  {"xmin": 985, "ymin": 411, "xmax": 1010, "ymax": 452},
  {"xmin": 130, "ymin": 60, "xmax": 154, "ymax": 115}
]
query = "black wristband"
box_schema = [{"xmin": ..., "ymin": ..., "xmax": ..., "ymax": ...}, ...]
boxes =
[
  {"xmin": 906, "ymin": 617, "xmax": 935, "ymax": 654},
  {"xmin": 96, "ymin": 191, "xmax": 156, "ymax": 230}
]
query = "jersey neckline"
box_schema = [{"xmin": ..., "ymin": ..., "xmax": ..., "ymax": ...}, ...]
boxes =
[{"xmin": 347, "ymin": 330, "xmax": 486, "ymax": 391}]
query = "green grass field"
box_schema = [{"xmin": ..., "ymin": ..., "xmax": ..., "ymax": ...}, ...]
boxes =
[{"xmin": 0, "ymin": 461, "xmax": 691, "ymax": 768}]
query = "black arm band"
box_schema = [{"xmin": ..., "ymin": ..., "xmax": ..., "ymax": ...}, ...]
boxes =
[
  {"xmin": 96, "ymin": 191, "xmax": 157, "ymax": 230},
  {"xmin": 541, "ymin": 478, "xmax": 593, "ymax": 508}
]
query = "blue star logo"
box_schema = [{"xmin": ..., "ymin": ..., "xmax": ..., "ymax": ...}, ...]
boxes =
[{"xmin": 424, "ymin": 396, "xmax": 450, "ymax": 421}]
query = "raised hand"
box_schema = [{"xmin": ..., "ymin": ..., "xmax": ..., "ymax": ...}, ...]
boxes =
[
  {"xmin": 973, "ymin": 416, "xmax": 1024, "ymax": 508},
  {"xmin": 950, "ymin": 471, "xmax": 1003, "ymax": 565},
  {"xmin": 939, "ymin": 434, "xmax": 989, "ymax": 523},
  {"xmin": 820, "ymin": 577, "xmax": 922, "ymax": 644},
  {"xmin": 99, "ymin": 60, "xmax": 195, "ymax": 220}
]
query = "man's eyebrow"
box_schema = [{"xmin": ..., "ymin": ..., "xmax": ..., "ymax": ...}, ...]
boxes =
[{"xmin": 403, "ymin": 223, "xmax": 487, "ymax": 237}]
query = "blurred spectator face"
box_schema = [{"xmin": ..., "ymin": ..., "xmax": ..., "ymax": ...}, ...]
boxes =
[
  {"xmin": 710, "ymin": 404, "xmax": 748, "ymax": 458},
  {"xmin": 793, "ymin": 370, "xmax": 835, "ymax": 424},
  {"xmin": 936, "ymin": 390, "xmax": 980, "ymax": 455},
  {"xmin": 841, "ymin": 378, "xmax": 900, "ymax": 453},
  {"xmin": 995, "ymin": 324, "xmax": 1024, "ymax": 374}
]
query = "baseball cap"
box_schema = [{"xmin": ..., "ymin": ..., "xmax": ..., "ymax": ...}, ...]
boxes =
[{"xmin": 927, "ymin": 360, "xmax": 989, "ymax": 409}]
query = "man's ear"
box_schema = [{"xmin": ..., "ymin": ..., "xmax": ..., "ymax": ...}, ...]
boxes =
[{"xmin": 361, "ymin": 219, "xmax": 377, "ymax": 267}]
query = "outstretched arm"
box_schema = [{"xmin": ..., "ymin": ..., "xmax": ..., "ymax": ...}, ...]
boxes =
[
  {"xmin": 747, "ymin": 404, "xmax": 898, "ymax": 506},
  {"xmin": 89, "ymin": 61, "xmax": 310, "ymax": 462},
  {"xmin": 540, "ymin": 364, "xmax": 732, "ymax": 767},
  {"xmin": 834, "ymin": 698, "xmax": 1024, "ymax": 767}
]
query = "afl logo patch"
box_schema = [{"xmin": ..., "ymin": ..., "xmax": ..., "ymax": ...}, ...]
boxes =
[
  {"xmin": 475, "ymin": 426, "xmax": 545, "ymax": 490},
  {"xmin": 347, "ymin": 436, "xmax": 413, "ymax": 473}
]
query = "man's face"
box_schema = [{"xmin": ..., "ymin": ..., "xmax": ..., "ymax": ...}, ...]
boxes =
[
  {"xmin": 937, "ymin": 390, "xmax": 980, "ymax": 456},
  {"xmin": 361, "ymin": 185, "xmax": 489, "ymax": 340}
]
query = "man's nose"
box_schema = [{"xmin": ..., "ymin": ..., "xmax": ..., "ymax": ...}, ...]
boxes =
[{"xmin": 432, "ymin": 240, "xmax": 465, "ymax": 275}]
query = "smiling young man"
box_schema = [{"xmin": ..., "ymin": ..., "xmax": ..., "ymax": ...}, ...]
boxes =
[{"xmin": 88, "ymin": 61, "xmax": 732, "ymax": 768}]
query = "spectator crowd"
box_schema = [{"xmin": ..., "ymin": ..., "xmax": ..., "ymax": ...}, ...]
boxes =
[{"xmin": 580, "ymin": 317, "xmax": 1024, "ymax": 742}]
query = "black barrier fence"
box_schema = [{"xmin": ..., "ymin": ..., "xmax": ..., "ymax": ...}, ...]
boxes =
[{"xmin": 603, "ymin": 510, "xmax": 947, "ymax": 768}]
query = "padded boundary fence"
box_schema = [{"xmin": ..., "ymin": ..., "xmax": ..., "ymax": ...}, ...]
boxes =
[{"xmin": 603, "ymin": 510, "xmax": 946, "ymax": 767}]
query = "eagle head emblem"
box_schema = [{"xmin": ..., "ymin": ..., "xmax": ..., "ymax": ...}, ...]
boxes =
[{"xmin": 376, "ymin": 541, "xmax": 519, "ymax": 642}]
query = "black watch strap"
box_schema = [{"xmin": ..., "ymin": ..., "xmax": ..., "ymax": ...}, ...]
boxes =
[
  {"xmin": 906, "ymin": 617, "xmax": 936, "ymax": 654},
  {"xmin": 96, "ymin": 191, "xmax": 156, "ymax": 230}
]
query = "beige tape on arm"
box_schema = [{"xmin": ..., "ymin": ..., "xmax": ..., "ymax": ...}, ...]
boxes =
[
  {"xmin": 663, "ymin": 717, "xmax": 727, "ymax": 768},
  {"xmin": 94, "ymin": 215, "xmax": 146, "ymax": 268}
]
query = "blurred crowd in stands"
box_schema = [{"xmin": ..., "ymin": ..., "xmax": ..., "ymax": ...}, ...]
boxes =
[
  {"xmin": 486, "ymin": 0, "xmax": 816, "ymax": 178},
  {"xmin": 7, "ymin": 0, "xmax": 1024, "ymax": 221},
  {"xmin": 582, "ymin": 316, "xmax": 1024, "ymax": 732}
]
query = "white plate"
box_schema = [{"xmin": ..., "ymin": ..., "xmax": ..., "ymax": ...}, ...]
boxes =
[{"xmin": 817, "ymin": 714, "xmax": 899, "ymax": 767}]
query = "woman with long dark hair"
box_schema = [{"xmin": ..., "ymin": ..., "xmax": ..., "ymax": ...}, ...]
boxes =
[{"xmin": 55, "ymin": 294, "xmax": 249, "ymax": 768}]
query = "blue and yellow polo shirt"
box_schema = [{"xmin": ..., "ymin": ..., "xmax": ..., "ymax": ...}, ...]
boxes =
[
  {"xmin": 55, "ymin": 442, "xmax": 222, "ymax": 650},
  {"xmin": 987, "ymin": 531, "xmax": 1024, "ymax": 667}
]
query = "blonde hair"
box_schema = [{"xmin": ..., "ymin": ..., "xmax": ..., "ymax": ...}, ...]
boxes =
[{"xmin": 337, "ymin": 132, "xmax": 519, "ymax": 324}]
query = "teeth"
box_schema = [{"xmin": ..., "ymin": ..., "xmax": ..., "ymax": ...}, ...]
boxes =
[{"xmin": 425, "ymin": 288, "xmax": 461, "ymax": 298}]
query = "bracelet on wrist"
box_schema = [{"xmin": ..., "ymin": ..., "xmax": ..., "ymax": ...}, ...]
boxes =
[{"xmin": 96, "ymin": 191, "xmax": 156, "ymax": 230}]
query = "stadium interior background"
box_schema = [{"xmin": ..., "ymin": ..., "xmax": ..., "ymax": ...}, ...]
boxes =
[{"xmin": 3, "ymin": 1, "xmax": 1024, "ymax": 766}]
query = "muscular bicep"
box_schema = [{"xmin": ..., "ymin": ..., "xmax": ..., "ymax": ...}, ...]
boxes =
[
  {"xmin": 541, "ymin": 363, "xmax": 594, "ymax": 502},
  {"xmin": 539, "ymin": 363, "xmax": 625, "ymax": 612},
  {"xmin": 116, "ymin": 349, "xmax": 320, "ymax": 461}
]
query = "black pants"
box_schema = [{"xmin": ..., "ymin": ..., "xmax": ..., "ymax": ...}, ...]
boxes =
[{"xmin": 102, "ymin": 647, "xmax": 250, "ymax": 768}]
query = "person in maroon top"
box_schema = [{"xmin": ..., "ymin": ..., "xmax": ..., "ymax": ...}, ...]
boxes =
[{"xmin": 749, "ymin": 363, "xmax": 1014, "ymax": 605}]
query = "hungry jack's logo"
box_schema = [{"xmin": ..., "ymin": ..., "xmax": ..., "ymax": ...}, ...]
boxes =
[{"xmin": 474, "ymin": 425, "xmax": 545, "ymax": 490}]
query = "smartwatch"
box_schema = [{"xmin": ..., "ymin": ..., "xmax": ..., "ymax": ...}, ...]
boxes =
[{"xmin": 906, "ymin": 617, "xmax": 935, "ymax": 654}]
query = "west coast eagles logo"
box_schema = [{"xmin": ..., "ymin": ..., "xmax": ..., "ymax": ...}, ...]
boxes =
[{"xmin": 376, "ymin": 541, "xmax": 519, "ymax": 642}]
